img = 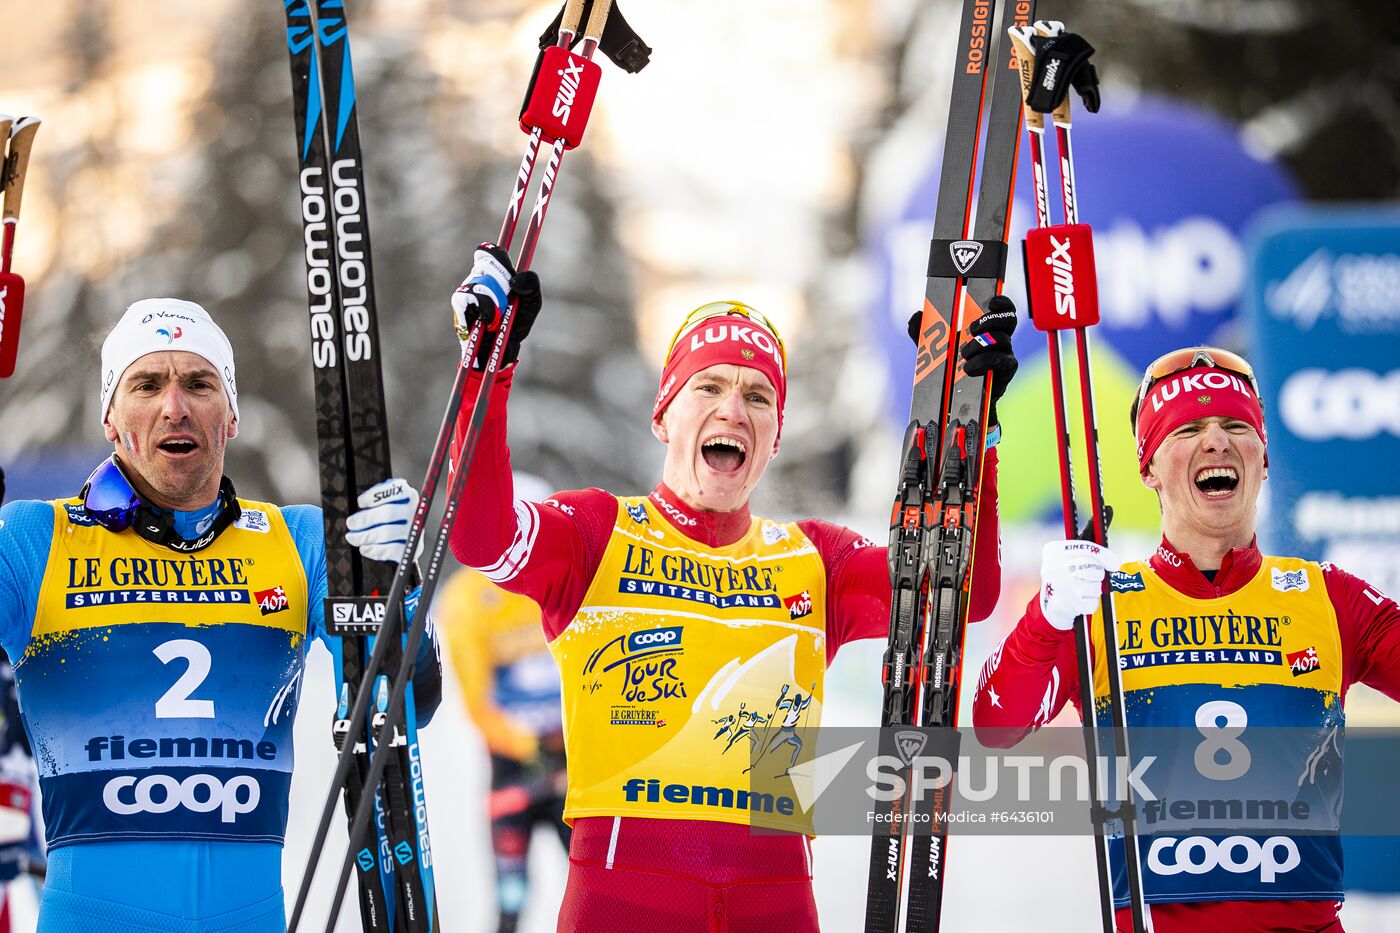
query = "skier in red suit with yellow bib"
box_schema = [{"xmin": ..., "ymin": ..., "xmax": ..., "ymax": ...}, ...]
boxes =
[
  {"xmin": 973, "ymin": 347, "xmax": 1400, "ymax": 933},
  {"xmin": 444, "ymin": 245, "xmax": 1018, "ymax": 931}
]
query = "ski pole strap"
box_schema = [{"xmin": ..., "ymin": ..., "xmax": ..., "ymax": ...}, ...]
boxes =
[
  {"xmin": 538, "ymin": 0, "xmax": 652, "ymax": 73},
  {"xmin": 927, "ymin": 238, "xmax": 1008, "ymax": 280}
]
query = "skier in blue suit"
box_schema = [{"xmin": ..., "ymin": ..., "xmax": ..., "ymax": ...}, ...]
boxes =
[{"xmin": 0, "ymin": 298, "xmax": 439, "ymax": 932}]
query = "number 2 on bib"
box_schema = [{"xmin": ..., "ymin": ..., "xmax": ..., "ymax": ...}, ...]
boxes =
[{"xmin": 154, "ymin": 639, "xmax": 216, "ymax": 719}]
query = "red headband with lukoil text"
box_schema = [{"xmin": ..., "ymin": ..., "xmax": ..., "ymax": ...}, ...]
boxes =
[
  {"xmin": 1135, "ymin": 366, "xmax": 1266, "ymax": 473},
  {"xmin": 652, "ymin": 313, "xmax": 787, "ymax": 436}
]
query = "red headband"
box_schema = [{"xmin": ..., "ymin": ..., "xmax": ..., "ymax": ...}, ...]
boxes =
[
  {"xmin": 1135, "ymin": 366, "xmax": 1266, "ymax": 472},
  {"xmin": 653, "ymin": 313, "xmax": 787, "ymax": 436}
]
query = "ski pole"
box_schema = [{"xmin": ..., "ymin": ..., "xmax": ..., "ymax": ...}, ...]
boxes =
[
  {"xmin": 1013, "ymin": 21, "xmax": 1153, "ymax": 933},
  {"xmin": 0, "ymin": 115, "xmax": 39, "ymax": 379},
  {"xmin": 289, "ymin": 2, "xmax": 622, "ymax": 929}
]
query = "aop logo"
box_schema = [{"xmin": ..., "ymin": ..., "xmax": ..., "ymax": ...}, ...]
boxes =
[
  {"xmin": 1279, "ymin": 368, "xmax": 1400, "ymax": 441},
  {"xmin": 1147, "ymin": 835, "xmax": 1300, "ymax": 883},
  {"xmin": 103, "ymin": 773, "xmax": 260, "ymax": 823}
]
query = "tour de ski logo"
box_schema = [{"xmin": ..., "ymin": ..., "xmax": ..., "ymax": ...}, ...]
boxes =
[
  {"xmin": 783, "ymin": 590, "xmax": 813, "ymax": 620},
  {"xmin": 585, "ymin": 626, "xmax": 687, "ymax": 723},
  {"xmin": 1272, "ymin": 567, "xmax": 1310, "ymax": 593},
  {"xmin": 254, "ymin": 585, "xmax": 290, "ymax": 616},
  {"xmin": 1287, "ymin": 646, "xmax": 1321, "ymax": 677},
  {"xmin": 626, "ymin": 502, "xmax": 649, "ymax": 524}
]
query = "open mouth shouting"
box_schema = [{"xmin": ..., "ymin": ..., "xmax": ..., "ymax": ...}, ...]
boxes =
[
  {"xmin": 1194, "ymin": 465, "xmax": 1239, "ymax": 498},
  {"xmin": 701, "ymin": 435, "xmax": 748, "ymax": 474},
  {"xmin": 156, "ymin": 436, "xmax": 200, "ymax": 457}
]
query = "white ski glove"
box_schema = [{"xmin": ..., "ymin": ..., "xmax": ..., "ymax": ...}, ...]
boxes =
[
  {"xmin": 344, "ymin": 478, "xmax": 424, "ymax": 564},
  {"xmin": 1039, "ymin": 539, "xmax": 1116, "ymax": 631},
  {"xmin": 451, "ymin": 244, "xmax": 512, "ymax": 345}
]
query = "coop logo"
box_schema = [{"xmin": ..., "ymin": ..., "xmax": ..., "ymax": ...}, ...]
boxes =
[
  {"xmin": 103, "ymin": 773, "xmax": 260, "ymax": 824},
  {"xmin": 627, "ymin": 627, "xmax": 683, "ymax": 652},
  {"xmin": 1147, "ymin": 835, "xmax": 1300, "ymax": 884},
  {"xmin": 784, "ymin": 590, "xmax": 813, "ymax": 620},
  {"xmin": 254, "ymin": 585, "xmax": 289, "ymax": 616},
  {"xmin": 1287, "ymin": 646, "xmax": 1321, "ymax": 677},
  {"xmin": 155, "ymin": 326, "xmax": 183, "ymax": 343},
  {"xmin": 1279, "ymin": 368, "xmax": 1400, "ymax": 441}
]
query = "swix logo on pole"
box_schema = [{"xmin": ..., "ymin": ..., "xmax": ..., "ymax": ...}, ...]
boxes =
[
  {"xmin": 520, "ymin": 47, "xmax": 602, "ymax": 150},
  {"xmin": 1025, "ymin": 223, "xmax": 1101, "ymax": 332}
]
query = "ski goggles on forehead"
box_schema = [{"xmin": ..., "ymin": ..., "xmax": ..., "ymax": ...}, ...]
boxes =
[
  {"xmin": 80, "ymin": 455, "xmax": 143, "ymax": 532},
  {"xmin": 664, "ymin": 301, "xmax": 788, "ymax": 371},
  {"xmin": 1133, "ymin": 346, "xmax": 1261, "ymax": 422}
]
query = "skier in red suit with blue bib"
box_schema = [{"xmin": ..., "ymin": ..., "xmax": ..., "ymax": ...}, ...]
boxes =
[{"xmin": 973, "ymin": 347, "xmax": 1400, "ymax": 933}]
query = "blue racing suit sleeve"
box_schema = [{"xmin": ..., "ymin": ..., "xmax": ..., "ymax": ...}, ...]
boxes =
[
  {"xmin": 0, "ymin": 501, "xmax": 57, "ymax": 662},
  {"xmin": 281, "ymin": 504, "xmax": 441, "ymax": 726},
  {"xmin": 280, "ymin": 504, "xmax": 331, "ymax": 649}
]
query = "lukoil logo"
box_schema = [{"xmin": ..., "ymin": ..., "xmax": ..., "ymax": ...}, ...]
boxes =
[
  {"xmin": 103, "ymin": 773, "xmax": 260, "ymax": 823},
  {"xmin": 1279, "ymin": 368, "xmax": 1400, "ymax": 441},
  {"xmin": 1147, "ymin": 835, "xmax": 1300, "ymax": 883}
]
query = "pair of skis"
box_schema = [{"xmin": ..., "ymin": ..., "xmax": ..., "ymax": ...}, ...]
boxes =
[
  {"xmin": 864, "ymin": 0, "xmax": 1035, "ymax": 929},
  {"xmin": 1010, "ymin": 22, "xmax": 1152, "ymax": 933},
  {"xmin": 281, "ymin": 2, "xmax": 436, "ymax": 931},
  {"xmin": 0, "ymin": 114, "xmax": 40, "ymax": 379},
  {"xmin": 282, "ymin": 2, "xmax": 647, "ymax": 931}
]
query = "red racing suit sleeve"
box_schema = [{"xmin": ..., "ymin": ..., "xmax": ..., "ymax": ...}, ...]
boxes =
[
  {"xmin": 446, "ymin": 368, "xmax": 617, "ymax": 640},
  {"xmin": 971, "ymin": 592, "xmax": 1080, "ymax": 747},
  {"xmin": 1328, "ymin": 563, "xmax": 1400, "ymax": 702},
  {"xmin": 799, "ymin": 448, "xmax": 1003, "ymax": 665}
]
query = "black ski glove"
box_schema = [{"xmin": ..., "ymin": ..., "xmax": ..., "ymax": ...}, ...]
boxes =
[
  {"xmin": 959, "ymin": 295, "xmax": 1020, "ymax": 428},
  {"xmin": 903, "ymin": 295, "xmax": 1020, "ymax": 429},
  {"xmin": 1077, "ymin": 504, "xmax": 1114, "ymax": 543},
  {"xmin": 451, "ymin": 243, "xmax": 543, "ymax": 371},
  {"xmin": 1028, "ymin": 31, "xmax": 1100, "ymax": 114}
]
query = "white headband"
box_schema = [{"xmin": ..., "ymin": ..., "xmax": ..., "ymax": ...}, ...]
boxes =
[{"xmin": 100, "ymin": 298, "xmax": 239, "ymax": 427}]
